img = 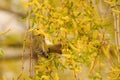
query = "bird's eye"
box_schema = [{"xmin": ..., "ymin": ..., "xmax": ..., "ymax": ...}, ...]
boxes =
[
  {"xmin": 37, "ymin": 28, "xmax": 39, "ymax": 30},
  {"xmin": 38, "ymin": 34, "xmax": 41, "ymax": 36}
]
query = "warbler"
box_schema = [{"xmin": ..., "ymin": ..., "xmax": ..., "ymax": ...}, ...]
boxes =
[{"xmin": 32, "ymin": 32, "xmax": 62, "ymax": 58}]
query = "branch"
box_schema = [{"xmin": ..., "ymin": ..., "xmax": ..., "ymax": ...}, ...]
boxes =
[{"xmin": 0, "ymin": 7, "xmax": 25, "ymax": 17}]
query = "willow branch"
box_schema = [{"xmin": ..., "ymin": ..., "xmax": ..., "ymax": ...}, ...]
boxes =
[{"xmin": 0, "ymin": 7, "xmax": 25, "ymax": 17}]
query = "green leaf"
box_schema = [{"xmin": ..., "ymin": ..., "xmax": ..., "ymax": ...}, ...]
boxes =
[
  {"xmin": 0, "ymin": 48, "xmax": 4, "ymax": 56},
  {"xmin": 0, "ymin": 29, "xmax": 10, "ymax": 37},
  {"xmin": 54, "ymin": 60, "xmax": 59, "ymax": 69}
]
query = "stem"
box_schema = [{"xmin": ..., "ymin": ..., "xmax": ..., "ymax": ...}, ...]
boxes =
[
  {"xmin": 98, "ymin": 52, "xmax": 102, "ymax": 80},
  {"xmin": 17, "ymin": 0, "xmax": 31, "ymax": 79},
  {"xmin": 113, "ymin": 11, "xmax": 120, "ymax": 62},
  {"xmin": 29, "ymin": 35, "xmax": 33, "ymax": 78},
  {"xmin": 117, "ymin": 15, "xmax": 119, "ymax": 44},
  {"xmin": 27, "ymin": 0, "xmax": 33, "ymax": 78},
  {"xmin": 116, "ymin": 13, "xmax": 120, "ymax": 62},
  {"xmin": 73, "ymin": 70, "xmax": 79, "ymax": 80}
]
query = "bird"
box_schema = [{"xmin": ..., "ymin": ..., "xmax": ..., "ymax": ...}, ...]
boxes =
[{"xmin": 32, "ymin": 28, "xmax": 62, "ymax": 58}]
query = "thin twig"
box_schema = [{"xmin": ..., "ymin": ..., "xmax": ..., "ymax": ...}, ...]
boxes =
[
  {"xmin": 27, "ymin": 1, "xmax": 33, "ymax": 78},
  {"xmin": 113, "ymin": 11, "xmax": 120, "ymax": 62},
  {"xmin": 73, "ymin": 70, "xmax": 79, "ymax": 80},
  {"xmin": 0, "ymin": 7, "xmax": 25, "ymax": 17}
]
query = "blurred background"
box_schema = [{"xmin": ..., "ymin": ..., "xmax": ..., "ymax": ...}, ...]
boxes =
[{"xmin": 0, "ymin": 0, "xmax": 28, "ymax": 79}]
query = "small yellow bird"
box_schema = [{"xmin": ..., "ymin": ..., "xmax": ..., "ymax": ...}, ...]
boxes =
[{"xmin": 32, "ymin": 28, "xmax": 62, "ymax": 58}]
